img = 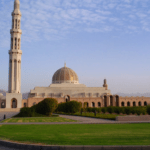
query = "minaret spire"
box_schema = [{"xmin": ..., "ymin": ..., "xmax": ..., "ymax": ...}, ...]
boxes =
[
  {"xmin": 8, "ymin": 0, "xmax": 22, "ymax": 93},
  {"xmin": 64, "ymin": 62, "xmax": 66, "ymax": 67},
  {"xmin": 103, "ymin": 79, "xmax": 108, "ymax": 90},
  {"xmin": 14, "ymin": 0, "xmax": 20, "ymax": 10}
]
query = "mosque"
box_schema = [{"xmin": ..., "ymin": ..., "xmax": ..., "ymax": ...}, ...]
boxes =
[{"xmin": 0, "ymin": 0, "xmax": 150, "ymax": 111}]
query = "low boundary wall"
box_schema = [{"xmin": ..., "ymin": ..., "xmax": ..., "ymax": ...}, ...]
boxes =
[
  {"xmin": 0, "ymin": 108, "xmax": 20, "ymax": 112},
  {"xmin": 116, "ymin": 115, "xmax": 150, "ymax": 121},
  {"xmin": 0, "ymin": 140, "xmax": 150, "ymax": 150}
]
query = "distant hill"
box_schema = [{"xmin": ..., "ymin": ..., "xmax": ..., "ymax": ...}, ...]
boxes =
[
  {"xmin": 0, "ymin": 90, "xmax": 6, "ymax": 96},
  {"xmin": 115, "ymin": 92, "xmax": 150, "ymax": 97}
]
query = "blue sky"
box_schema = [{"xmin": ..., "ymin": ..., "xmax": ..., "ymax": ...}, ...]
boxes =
[{"xmin": 0, "ymin": 0, "xmax": 150, "ymax": 94}]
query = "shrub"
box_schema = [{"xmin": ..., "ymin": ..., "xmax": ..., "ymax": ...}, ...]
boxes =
[
  {"xmin": 19, "ymin": 107, "xmax": 33, "ymax": 117},
  {"xmin": 86, "ymin": 107, "xmax": 93, "ymax": 112},
  {"xmin": 141, "ymin": 107, "xmax": 147, "ymax": 115},
  {"xmin": 36, "ymin": 98, "xmax": 58, "ymax": 116},
  {"xmin": 65, "ymin": 101, "xmax": 82, "ymax": 113},
  {"xmin": 136, "ymin": 108, "xmax": 142, "ymax": 116},
  {"xmin": 114, "ymin": 107, "xmax": 121, "ymax": 114},
  {"xmin": 146, "ymin": 105, "xmax": 150, "ymax": 115},
  {"xmin": 55, "ymin": 102, "xmax": 66, "ymax": 113},
  {"xmin": 96, "ymin": 108, "xmax": 101, "ymax": 113},
  {"xmin": 101, "ymin": 107, "xmax": 107, "ymax": 114},
  {"xmin": 56, "ymin": 101, "xmax": 81, "ymax": 113},
  {"xmin": 131, "ymin": 107, "xmax": 136, "ymax": 115},
  {"xmin": 121, "ymin": 107, "xmax": 125, "ymax": 114},
  {"xmin": 124, "ymin": 107, "xmax": 131, "ymax": 115},
  {"xmin": 107, "ymin": 107, "xmax": 114, "ymax": 114}
]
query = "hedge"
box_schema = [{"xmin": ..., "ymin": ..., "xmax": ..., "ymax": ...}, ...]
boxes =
[{"xmin": 79, "ymin": 106, "xmax": 148, "ymax": 115}]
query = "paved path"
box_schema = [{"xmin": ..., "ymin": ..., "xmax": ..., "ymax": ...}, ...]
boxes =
[
  {"xmin": 0, "ymin": 114, "xmax": 150, "ymax": 125},
  {"xmin": 58, "ymin": 114, "xmax": 115, "ymax": 123},
  {"xmin": 0, "ymin": 112, "xmax": 19, "ymax": 121}
]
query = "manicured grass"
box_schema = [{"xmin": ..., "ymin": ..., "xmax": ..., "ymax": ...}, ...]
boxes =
[
  {"xmin": 0, "ymin": 124, "xmax": 150, "ymax": 145},
  {"xmin": 1, "ymin": 117, "xmax": 77, "ymax": 123},
  {"xmin": 57, "ymin": 112, "xmax": 119, "ymax": 120}
]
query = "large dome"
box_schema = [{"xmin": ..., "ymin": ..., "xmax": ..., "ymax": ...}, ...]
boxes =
[{"xmin": 52, "ymin": 64, "xmax": 79, "ymax": 84}]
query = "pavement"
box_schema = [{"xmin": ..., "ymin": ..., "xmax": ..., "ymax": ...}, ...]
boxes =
[{"xmin": 0, "ymin": 112, "xmax": 19, "ymax": 121}]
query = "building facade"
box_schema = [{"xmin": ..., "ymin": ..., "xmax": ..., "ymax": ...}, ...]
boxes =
[{"xmin": 26, "ymin": 64, "xmax": 150, "ymax": 108}]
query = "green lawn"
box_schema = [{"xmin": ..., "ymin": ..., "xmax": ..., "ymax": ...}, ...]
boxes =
[
  {"xmin": 1, "ymin": 117, "xmax": 77, "ymax": 123},
  {"xmin": 0, "ymin": 124, "xmax": 150, "ymax": 145}
]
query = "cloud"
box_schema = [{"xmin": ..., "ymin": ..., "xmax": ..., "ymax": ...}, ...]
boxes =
[{"xmin": 0, "ymin": 0, "xmax": 150, "ymax": 47}]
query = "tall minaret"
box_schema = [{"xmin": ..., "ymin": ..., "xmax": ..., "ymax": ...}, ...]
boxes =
[{"xmin": 8, "ymin": 0, "xmax": 22, "ymax": 93}]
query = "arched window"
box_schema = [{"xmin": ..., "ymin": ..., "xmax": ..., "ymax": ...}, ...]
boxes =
[
  {"xmin": 138, "ymin": 101, "xmax": 141, "ymax": 106},
  {"xmin": 92, "ymin": 102, "xmax": 95, "ymax": 107},
  {"xmin": 12, "ymin": 19, "xmax": 14, "ymax": 28},
  {"xmin": 11, "ymin": 38, "xmax": 13, "ymax": 49},
  {"xmin": 15, "ymin": 19, "xmax": 17, "ymax": 29},
  {"xmin": 18, "ymin": 39, "xmax": 20, "ymax": 49},
  {"xmin": 127, "ymin": 101, "xmax": 130, "ymax": 107},
  {"xmin": 98, "ymin": 102, "xmax": 101, "ymax": 107},
  {"xmin": 1, "ymin": 102, "xmax": 5, "ymax": 108},
  {"xmin": 121, "ymin": 102, "xmax": 124, "ymax": 107},
  {"xmin": 144, "ymin": 101, "xmax": 147, "ymax": 106},
  {"xmin": 133, "ymin": 101, "xmax": 136, "ymax": 106},
  {"xmin": 18, "ymin": 20, "xmax": 20, "ymax": 29},
  {"xmin": 15, "ymin": 38, "xmax": 17, "ymax": 49}
]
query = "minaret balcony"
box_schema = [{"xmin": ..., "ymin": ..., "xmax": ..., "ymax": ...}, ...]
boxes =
[
  {"xmin": 10, "ymin": 29, "xmax": 22, "ymax": 34},
  {"xmin": 9, "ymin": 50, "xmax": 22, "ymax": 54}
]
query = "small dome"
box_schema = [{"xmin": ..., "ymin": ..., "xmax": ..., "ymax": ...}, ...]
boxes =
[{"xmin": 52, "ymin": 64, "xmax": 79, "ymax": 84}]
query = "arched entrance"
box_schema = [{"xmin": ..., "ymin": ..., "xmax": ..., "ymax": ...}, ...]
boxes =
[
  {"xmin": 24, "ymin": 103, "xmax": 27, "ymax": 107},
  {"xmin": 116, "ymin": 96, "xmax": 119, "ymax": 106},
  {"xmin": 98, "ymin": 102, "xmax": 101, "ymax": 107},
  {"xmin": 127, "ymin": 101, "xmax": 130, "ymax": 107},
  {"xmin": 84, "ymin": 102, "xmax": 89, "ymax": 108},
  {"xmin": 133, "ymin": 101, "xmax": 136, "ymax": 106},
  {"xmin": 110, "ymin": 96, "xmax": 113, "ymax": 106},
  {"xmin": 65, "ymin": 95, "xmax": 70, "ymax": 102},
  {"xmin": 121, "ymin": 102, "xmax": 124, "ymax": 107},
  {"xmin": 144, "ymin": 101, "xmax": 147, "ymax": 106},
  {"xmin": 11, "ymin": 98, "xmax": 17, "ymax": 108},
  {"xmin": 138, "ymin": 101, "xmax": 141, "ymax": 106},
  {"xmin": 92, "ymin": 102, "xmax": 95, "ymax": 107}
]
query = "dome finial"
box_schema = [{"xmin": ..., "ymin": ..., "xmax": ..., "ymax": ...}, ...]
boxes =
[{"xmin": 64, "ymin": 62, "xmax": 66, "ymax": 67}]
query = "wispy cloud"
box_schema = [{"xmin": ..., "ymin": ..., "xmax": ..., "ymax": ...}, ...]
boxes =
[{"xmin": 0, "ymin": 0, "xmax": 150, "ymax": 47}]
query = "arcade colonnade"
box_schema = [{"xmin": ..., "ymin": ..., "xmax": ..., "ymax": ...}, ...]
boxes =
[{"xmin": 26, "ymin": 95, "xmax": 149, "ymax": 108}]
